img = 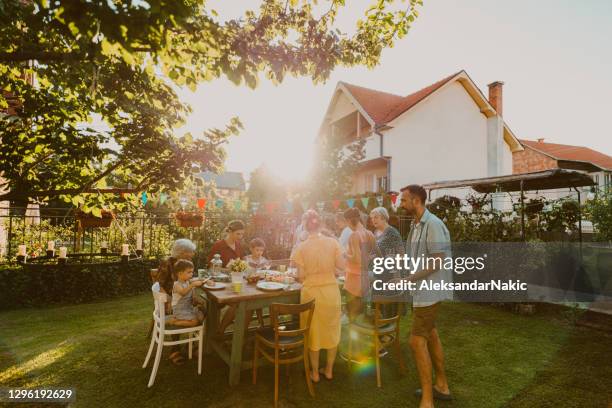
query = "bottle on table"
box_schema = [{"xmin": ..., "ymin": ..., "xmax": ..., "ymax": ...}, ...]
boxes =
[{"xmin": 210, "ymin": 253, "xmax": 223, "ymax": 278}]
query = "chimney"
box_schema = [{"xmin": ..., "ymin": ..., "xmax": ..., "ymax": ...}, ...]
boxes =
[{"xmin": 488, "ymin": 81, "xmax": 504, "ymax": 116}]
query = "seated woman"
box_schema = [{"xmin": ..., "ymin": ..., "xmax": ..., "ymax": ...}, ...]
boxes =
[
  {"xmin": 172, "ymin": 259, "xmax": 205, "ymax": 326},
  {"xmin": 207, "ymin": 220, "xmax": 245, "ymax": 267},
  {"xmin": 206, "ymin": 220, "xmax": 251, "ymax": 334}
]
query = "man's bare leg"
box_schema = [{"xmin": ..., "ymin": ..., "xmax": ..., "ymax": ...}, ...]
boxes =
[
  {"xmin": 409, "ymin": 334, "xmax": 434, "ymax": 408},
  {"xmin": 428, "ymin": 328, "xmax": 450, "ymax": 394}
]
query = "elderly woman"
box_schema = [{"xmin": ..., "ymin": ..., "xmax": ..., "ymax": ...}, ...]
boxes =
[
  {"xmin": 369, "ymin": 207, "xmax": 406, "ymax": 315},
  {"xmin": 155, "ymin": 238, "xmax": 198, "ymax": 365},
  {"xmin": 291, "ymin": 210, "xmax": 345, "ymax": 382}
]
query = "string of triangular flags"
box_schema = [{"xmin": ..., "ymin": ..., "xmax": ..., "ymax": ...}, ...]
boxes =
[{"xmin": 133, "ymin": 192, "xmax": 401, "ymax": 213}]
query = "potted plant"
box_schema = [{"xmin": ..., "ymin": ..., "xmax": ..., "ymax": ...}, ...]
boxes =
[
  {"xmin": 76, "ymin": 210, "xmax": 114, "ymax": 228},
  {"xmin": 175, "ymin": 211, "xmax": 204, "ymax": 227}
]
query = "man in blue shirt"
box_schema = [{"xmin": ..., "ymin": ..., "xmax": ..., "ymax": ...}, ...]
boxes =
[{"xmin": 401, "ymin": 185, "xmax": 452, "ymax": 408}]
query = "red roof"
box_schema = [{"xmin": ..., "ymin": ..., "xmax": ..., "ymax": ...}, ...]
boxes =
[
  {"xmin": 341, "ymin": 71, "xmax": 461, "ymax": 125},
  {"xmin": 520, "ymin": 139, "xmax": 612, "ymax": 171}
]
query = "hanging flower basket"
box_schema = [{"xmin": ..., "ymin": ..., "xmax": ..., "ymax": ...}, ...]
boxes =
[
  {"xmin": 77, "ymin": 210, "xmax": 114, "ymax": 228},
  {"xmin": 175, "ymin": 211, "xmax": 204, "ymax": 227}
]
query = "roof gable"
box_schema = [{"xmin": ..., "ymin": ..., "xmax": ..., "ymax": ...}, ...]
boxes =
[
  {"xmin": 520, "ymin": 139, "xmax": 612, "ymax": 171},
  {"xmin": 341, "ymin": 71, "xmax": 461, "ymax": 126},
  {"xmin": 339, "ymin": 83, "xmax": 404, "ymax": 124}
]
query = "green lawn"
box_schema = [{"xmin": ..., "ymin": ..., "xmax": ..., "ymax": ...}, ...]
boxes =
[{"xmin": 1, "ymin": 296, "xmax": 611, "ymax": 408}]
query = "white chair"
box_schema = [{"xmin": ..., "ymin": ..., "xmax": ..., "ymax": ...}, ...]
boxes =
[{"xmin": 143, "ymin": 283, "xmax": 204, "ymax": 387}]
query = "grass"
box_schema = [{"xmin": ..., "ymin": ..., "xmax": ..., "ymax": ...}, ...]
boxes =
[{"xmin": 1, "ymin": 296, "xmax": 611, "ymax": 408}]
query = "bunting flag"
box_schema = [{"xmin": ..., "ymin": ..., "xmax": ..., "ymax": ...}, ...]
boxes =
[
  {"xmin": 376, "ymin": 196, "xmax": 383, "ymax": 206},
  {"xmin": 346, "ymin": 198, "xmax": 355, "ymax": 208},
  {"xmin": 197, "ymin": 198, "xmax": 207, "ymax": 209},
  {"xmin": 234, "ymin": 200, "xmax": 242, "ymax": 211},
  {"xmin": 361, "ymin": 197, "xmax": 369, "ymax": 208},
  {"xmin": 265, "ymin": 201, "xmax": 277, "ymax": 213},
  {"xmin": 141, "ymin": 191, "xmax": 148, "ymax": 205},
  {"xmin": 159, "ymin": 193, "xmax": 168, "ymax": 205},
  {"xmin": 332, "ymin": 199, "xmax": 341, "ymax": 210},
  {"xmin": 215, "ymin": 198, "xmax": 224, "ymax": 208}
]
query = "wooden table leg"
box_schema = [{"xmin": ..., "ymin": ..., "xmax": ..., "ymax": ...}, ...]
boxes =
[
  {"xmin": 205, "ymin": 298, "xmax": 219, "ymax": 354},
  {"xmin": 228, "ymin": 301, "xmax": 247, "ymax": 386}
]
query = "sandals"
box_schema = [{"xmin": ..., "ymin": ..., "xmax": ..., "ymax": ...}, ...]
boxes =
[{"xmin": 169, "ymin": 351, "xmax": 185, "ymax": 366}]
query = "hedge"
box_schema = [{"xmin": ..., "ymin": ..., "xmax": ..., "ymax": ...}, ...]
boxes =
[{"xmin": 0, "ymin": 259, "xmax": 157, "ymax": 310}]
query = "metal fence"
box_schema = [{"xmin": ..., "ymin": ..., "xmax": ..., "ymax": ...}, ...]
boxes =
[{"xmin": 0, "ymin": 206, "xmax": 416, "ymax": 266}]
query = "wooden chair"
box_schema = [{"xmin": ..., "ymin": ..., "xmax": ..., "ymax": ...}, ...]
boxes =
[
  {"xmin": 347, "ymin": 302, "xmax": 406, "ymax": 387},
  {"xmin": 143, "ymin": 283, "xmax": 204, "ymax": 387},
  {"xmin": 252, "ymin": 300, "xmax": 315, "ymax": 408}
]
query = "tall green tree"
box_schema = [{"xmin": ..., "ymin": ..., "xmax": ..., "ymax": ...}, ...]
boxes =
[
  {"xmin": 309, "ymin": 132, "xmax": 366, "ymax": 201},
  {"xmin": 0, "ymin": 0, "xmax": 422, "ymax": 211},
  {"xmin": 246, "ymin": 164, "xmax": 287, "ymax": 203}
]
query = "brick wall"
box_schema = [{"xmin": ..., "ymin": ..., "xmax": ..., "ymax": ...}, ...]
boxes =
[{"xmin": 513, "ymin": 146, "xmax": 558, "ymax": 174}]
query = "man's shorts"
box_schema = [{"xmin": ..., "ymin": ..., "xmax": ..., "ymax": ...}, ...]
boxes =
[{"xmin": 410, "ymin": 303, "xmax": 440, "ymax": 340}]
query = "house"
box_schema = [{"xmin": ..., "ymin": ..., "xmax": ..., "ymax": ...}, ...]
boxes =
[
  {"xmin": 317, "ymin": 70, "xmax": 523, "ymax": 198},
  {"xmin": 514, "ymin": 139, "xmax": 612, "ymax": 193},
  {"xmin": 197, "ymin": 171, "xmax": 246, "ymax": 199}
]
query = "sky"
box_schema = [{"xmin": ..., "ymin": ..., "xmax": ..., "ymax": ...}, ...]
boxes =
[{"xmin": 177, "ymin": 0, "xmax": 612, "ymax": 184}]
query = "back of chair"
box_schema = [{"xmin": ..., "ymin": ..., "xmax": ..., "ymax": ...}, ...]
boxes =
[
  {"xmin": 269, "ymin": 300, "xmax": 315, "ymax": 341},
  {"xmin": 151, "ymin": 285, "xmax": 168, "ymax": 331},
  {"xmin": 373, "ymin": 302, "xmax": 402, "ymax": 329}
]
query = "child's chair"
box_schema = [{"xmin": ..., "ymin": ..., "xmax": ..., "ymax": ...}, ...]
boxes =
[{"xmin": 143, "ymin": 283, "xmax": 204, "ymax": 387}]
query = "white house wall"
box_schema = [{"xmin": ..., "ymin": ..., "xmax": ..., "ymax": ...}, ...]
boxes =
[
  {"xmin": 363, "ymin": 134, "xmax": 380, "ymax": 161},
  {"xmin": 384, "ymin": 81, "xmax": 493, "ymax": 191}
]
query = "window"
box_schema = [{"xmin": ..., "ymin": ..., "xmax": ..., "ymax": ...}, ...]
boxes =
[{"xmin": 377, "ymin": 176, "xmax": 388, "ymax": 192}]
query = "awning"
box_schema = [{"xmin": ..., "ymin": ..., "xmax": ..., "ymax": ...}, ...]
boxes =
[{"xmin": 422, "ymin": 169, "xmax": 595, "ymax": 193}]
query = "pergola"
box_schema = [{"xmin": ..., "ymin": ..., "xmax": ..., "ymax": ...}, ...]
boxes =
[{"xmin": 422, "ymin": 169, "xmax": 596, "ymax": 242}]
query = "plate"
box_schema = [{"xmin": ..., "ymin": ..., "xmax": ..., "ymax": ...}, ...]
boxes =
[
  {"xmin": 204, "ymin": 282, "xmax": 226, "ymax": 290},
  {"xmin": 256, "ymin": 281, "xmax": 285, "ymax": 291}
]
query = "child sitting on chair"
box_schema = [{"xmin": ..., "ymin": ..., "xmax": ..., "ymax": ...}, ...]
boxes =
[
  {"xmin": 172, "ymin": 259, "xmax": 205, "ymax": 327},
  {"xmin": 245, "ymin": 238, "xmax": 271, "ymax": 270}
]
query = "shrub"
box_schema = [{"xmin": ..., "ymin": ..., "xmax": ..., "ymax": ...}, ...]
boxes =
[{"xmin": 0, "ymin": 259, "xmax": 157, "ymax": 310}]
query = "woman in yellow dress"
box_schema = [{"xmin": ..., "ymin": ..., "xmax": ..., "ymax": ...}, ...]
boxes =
[{"xmin": 291, "ymin": 210, "xmax": 345, "ymax": 382}]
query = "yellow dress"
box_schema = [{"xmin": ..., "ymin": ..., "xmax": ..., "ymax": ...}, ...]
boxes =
[{"xmin": 291, "ymin": 234, "xmax": 342, "ymax": 351}]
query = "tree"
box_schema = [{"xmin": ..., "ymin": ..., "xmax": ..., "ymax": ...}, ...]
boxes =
[
  {"xmin": 0, "ymin": 0, "xmax": 423, "ymax": 212},
  {"xmin": 308, "ymin": 132, "xmax": 366, "ymax": 201},
  {"xmin": 586, "ymin": 191, "xmax": 612, "ymax": 242},
  {"xmin": 246, "ymin": 164, "xmax": 287, "ymax": 203}
]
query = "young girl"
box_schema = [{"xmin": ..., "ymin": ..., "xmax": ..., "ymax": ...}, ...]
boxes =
[
  {"xmin": 245, "ymin": 238, "xmax": 271, "ymax": 269},
  {"xmin": 172, "ymin": 259, "xmax": 205, "ymax": 327}
]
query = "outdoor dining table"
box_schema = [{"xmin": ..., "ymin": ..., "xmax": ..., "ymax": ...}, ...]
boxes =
[{"xmin": 198, "ymin": 282, "xmax": 301, "ymax": 386}]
